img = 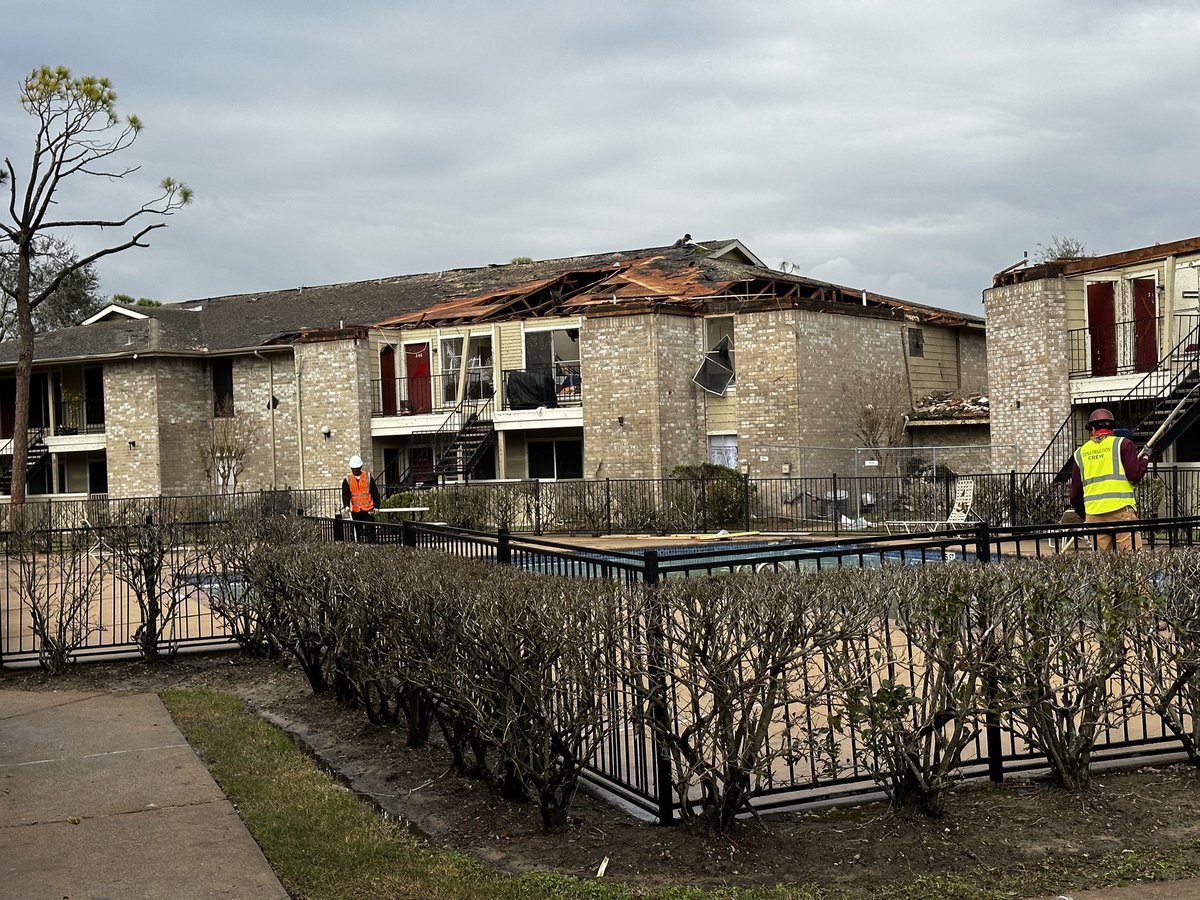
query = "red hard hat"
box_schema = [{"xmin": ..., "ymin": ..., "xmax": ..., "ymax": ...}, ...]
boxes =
[{"xmin": 1087, "ymin": 408, "xmax": 1116, "ymax": 429}]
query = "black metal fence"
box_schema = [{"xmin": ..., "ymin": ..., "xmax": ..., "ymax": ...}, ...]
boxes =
[
  {"xmin": 375, "ymin": 466, "xmax": 1200, "ymax": 536},
  {"xmin": 321, "ymin": 514, "xmax": 1200, "ymax": 820},
  {"xmin": 6, "ymin": 496, "xmax": 1200, "ymax": 824},
  {"xmin": 0, "ymin": 517, "xmax": 238, "ymax": 666}
]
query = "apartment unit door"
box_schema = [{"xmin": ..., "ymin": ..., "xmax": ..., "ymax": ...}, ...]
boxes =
[
  {"xmin": 380, "ymin": 346, "xmax": 398, "ymax": 415},
  {"xmin": 1131, "ymin": 277, "xmax": 1158, "ymax": 373},
  {"xmin": 405, "ymin": 343, "xmax": 432, "ymax": 414},
  {"xmin": 1087, "ymin": 282, "xmax": 1117, "ymax": 377}
]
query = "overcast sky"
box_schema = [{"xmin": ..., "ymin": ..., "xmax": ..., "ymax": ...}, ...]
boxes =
[{"xmin": 3, "ymin": 1, "xmax": 1199, "ymax": 317}]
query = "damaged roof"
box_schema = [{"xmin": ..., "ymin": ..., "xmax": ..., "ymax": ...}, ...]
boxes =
[
  {"xmin": 907, "ymin": 391, "xmax": 990, "ymax": 425},
  {"xmin": 379, "ymin": 247, "xmax": 983, "ymax": 330},
  {"xmin": 992, "ymin": 235, "xmax": 1200, "ymax": 288},
  {"xmin": 0, "ymin": 237, "xmax": 981, "ymax": 367}
]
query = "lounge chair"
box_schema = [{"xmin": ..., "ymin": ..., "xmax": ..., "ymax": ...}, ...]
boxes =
[{"xmin": 884, "ymin": 479, "xmax": 977, "ymax": 534}]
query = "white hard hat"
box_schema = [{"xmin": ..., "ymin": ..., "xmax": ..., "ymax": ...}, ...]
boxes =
[{"xmin": 348, "ymin": 454, "xmax": 363, "ymax": 469}]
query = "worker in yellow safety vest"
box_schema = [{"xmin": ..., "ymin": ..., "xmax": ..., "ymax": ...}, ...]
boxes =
[{"xmin": 1068, "ymin": 409, "xmax": 1152, "ymax": 551}]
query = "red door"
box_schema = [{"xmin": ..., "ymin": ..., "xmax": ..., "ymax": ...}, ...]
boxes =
[
  {"xmin": 405, "ymin": 343, "xmax": 432, "ymax": 414},
  {"xmin": 1132, "ymin": 278, "xmax": 1158, "ymax": 373},
  {"xmin": 1087, "ymin": 282, "xmax": 1117, "ymax": 377},
  {"xmin": 410, "ymin": 446, "xmax": 434, "ymax": 483},
  {"xmin": 380, "ymin": 346, "xmax": 398, "ymax": 415}
]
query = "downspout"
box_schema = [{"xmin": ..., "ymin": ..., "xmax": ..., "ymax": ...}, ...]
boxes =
[
  {"xmin": 295, "ymin": 350, "xmax": 306, "ymax": 490},
  {"xmin": 254, "ymin": 350, "xmax": 277, "ymax": 489}
]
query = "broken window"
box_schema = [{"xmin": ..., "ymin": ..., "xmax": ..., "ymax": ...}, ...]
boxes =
[
  {"xmin": 694, "ymin": 318, "xmax": 736, "ymax": 396},
  {"xmin": 908, "ymin": 328, "xmax": 925, "ymax": 358}
]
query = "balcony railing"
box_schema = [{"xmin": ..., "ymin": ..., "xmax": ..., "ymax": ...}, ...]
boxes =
[
  {"xmin": 1068, "ymin": 314, "xmax": 1200, "ymax": 378},
  {"xmin": 372, "ymin": 366, "xmax": 584, "ymax": 417},
  {"xmin": 501, "ymin": 365, "xmax": 583, "ymax": 410},
  {"xmin": 371, "ymin": 372, "xmax": 496, "ymax": 417},
  {"xmin": 53, "ymin": 398, "xmax": 105, "ymax": 435}
]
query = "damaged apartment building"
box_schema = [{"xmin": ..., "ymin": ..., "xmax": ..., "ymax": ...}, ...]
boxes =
[{"xmin": 0, "ymin": 238, "xmax": 986, "ymax": 498}]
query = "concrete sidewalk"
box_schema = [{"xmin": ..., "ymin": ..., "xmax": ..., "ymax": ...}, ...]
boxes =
[
  {"xmin": 0, "ymin": 689, "xmax": 288, "ymax": 900},
  {"xmin": 1047, "ymin": 882, "xmax": 1200, "ymax": 900}
]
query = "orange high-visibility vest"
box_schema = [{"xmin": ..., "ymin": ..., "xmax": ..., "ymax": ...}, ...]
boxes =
[{"xmin": 347, "ymin": 471, "xmax": 374, "ymax": 513}]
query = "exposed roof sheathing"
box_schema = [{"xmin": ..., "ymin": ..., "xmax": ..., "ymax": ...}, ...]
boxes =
[{"xmin": 992, "ymin": 235, "xmax": 1200, "ymax": 288}]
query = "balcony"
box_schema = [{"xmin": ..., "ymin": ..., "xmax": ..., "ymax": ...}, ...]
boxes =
[
  {"xmin": 371, "ymin": 372, "xmax": 495, "ymax": 417},
  {"xmin": 501, "ymin": 365, "xmax": 583, "ymax": 410},
  {"xmin": 371, "ymin": 366, "xmax": 582, "ymax": 418},
  {"xmin": 52, "ymin": 397, "xmax": 106, "ymax": 436},
  {"xmin": 1068, "ymin": 314, "xmax": 1199, "ymax": 379}
]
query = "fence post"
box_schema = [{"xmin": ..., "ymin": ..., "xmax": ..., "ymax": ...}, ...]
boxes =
[
  {"xmin": 832, "ymin": 474, "xmax": 840, "ymax": 537},
  {"xmin": 333, "ymin": 512, "xmax": 345, "ymax": 542},
  {"xmin": 605, "ymin": 478, "xmax": 613, "ymax": 535},
  {"xmin": 742, "ymin": 474, "xmax": 751, "ymax": 532},
  {"xmin": 1008, "ymin": 469, "xmax": 1017, "ymax": 527},
  {"xmin": 534, "ymin": 480, "xmax": 543, "ymax": 536},
  {"xmin": 401, "ymin": 519, "xmax": 416, "ymax": 547},
  {"xmin": 496, "ymin": 526, "xmax": 511, "ymax": 565},
  {"xmin": 700, "ymin": 478, "xmax": 708, "ymax": 533},
  {"xmin": 643, "ymin": 549, "xmax": 675, "ymax": 826},
  {"xmin": 974, "ymin": 519, "xmax": 992, "ymax": 563},
  {"xmin": 985, "ymin": 676, "xmax": 1005, "ymax": 784}
]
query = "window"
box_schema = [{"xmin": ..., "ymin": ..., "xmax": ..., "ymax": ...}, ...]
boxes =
[
  {"xmin": 908, "ymin": 328, "xmax": 925, "ymax": 358},
  {"xmin": 528, "ymin": 439, "xmax": 583, "ymax": 480},
  {"xmin": 708, "ymin": 434, "xmax": 739, "ymax": 469},
  {"xmin": 694, "ymin": 317, "xmax": 736, "ymax": 396},
  {"xmin": 212, "ymin": 359, "xmax": 234, "ymax": 417}
]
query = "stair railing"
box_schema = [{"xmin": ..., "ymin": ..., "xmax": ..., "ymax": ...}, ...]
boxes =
[{"xmin": 1027, "ymin": 316, "xmax": 1200, "ymax": 480}]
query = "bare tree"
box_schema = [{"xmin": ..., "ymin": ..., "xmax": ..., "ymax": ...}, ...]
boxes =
[
  {"xmin": 1032, "ymin": 235, "xmax": 1088, "ymax": 265},
  {"xmin": 1, "ymin": 66, "xmax": 191, "ymax": 503},
  {"xmin": 833, "ymin": 371, "xmax": 912, "ymax": 476},
  {"xmin": 200, "ymin": 402, "xmax": 260, "ymax": 494}
]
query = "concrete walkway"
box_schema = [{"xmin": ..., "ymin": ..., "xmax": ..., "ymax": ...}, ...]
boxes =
[
  {"xmin": 1048, "ymin": 882, "xmax": 1200, "ymax": 899},
  {"xmin": 0, "ymin": 689, "xmax": 288, "ymax": 900}
]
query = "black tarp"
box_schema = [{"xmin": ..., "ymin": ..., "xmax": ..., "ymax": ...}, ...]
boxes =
[{"xmin": 507, "ymin": 370, "xmax": 558, "ymax": 409}]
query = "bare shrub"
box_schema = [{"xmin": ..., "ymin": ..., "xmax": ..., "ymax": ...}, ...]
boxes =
[
  {"xmin": 102, "ymin": 506, "xmax": 205, "ymax": 661},
  {"xmin": 196, "ymin": 514, "xmax": 317, "ymax": 657},
  {"xmin": 416, "ymin": 559, "xmax": 632, "ymax": 830},
  {"xmin": 644, "ymin": 570, "xmax": 851, "ymax": 833},
  {"xmin": 829, "ymin": 564, "xmax": 1003, "ymax": 816},
  {"xmin": 11, "ymin": 525, "xmax": 98, "ymax": 673},
  {"xmin": 1135, "ymin": 548, "xmax": 1200, "ymax": 765},
  {"xmin": 991, "ymin": 554, "xmax": 1144, "ymax": 790}
]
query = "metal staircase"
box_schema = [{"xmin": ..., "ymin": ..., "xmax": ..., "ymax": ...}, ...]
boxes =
[
  {"xmin": 0, "ymin": 428, "xmax": 50, "ymax": 494},
  {"xmin": 1029, "ymin": 318, "xmax": 1200, "ymax": 482},
  {"xmin": 432, "ymin": 397, "xmax": 496, "ymax": 480}
]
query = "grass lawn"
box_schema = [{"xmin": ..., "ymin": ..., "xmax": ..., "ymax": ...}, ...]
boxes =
[{"xmin": 161, "ymin": 687, "xmax": 1200, "ymax": 900}]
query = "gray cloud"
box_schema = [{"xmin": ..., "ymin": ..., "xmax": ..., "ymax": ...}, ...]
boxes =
[{"xmin": 4, "ymin": 1, "xmax": 1200, "ymax": 315}]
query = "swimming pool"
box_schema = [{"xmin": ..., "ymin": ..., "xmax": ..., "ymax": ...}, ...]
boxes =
[{"xmin": 516, "ymin": 539, "xmax": 956, "ymax": 579}]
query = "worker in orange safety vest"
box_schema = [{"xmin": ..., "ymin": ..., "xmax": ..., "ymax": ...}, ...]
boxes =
[{"xmin": 341, "ymin": 454, "xmax": 381, "ymax": 540}]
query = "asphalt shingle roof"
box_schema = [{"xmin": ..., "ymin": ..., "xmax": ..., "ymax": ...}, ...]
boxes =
[{"xmin": 0, "ymin": 238, "xmax": 981, "ymax": 366}]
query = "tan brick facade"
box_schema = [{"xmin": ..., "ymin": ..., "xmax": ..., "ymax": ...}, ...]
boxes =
[
  {"xmin": 983, "ymin": 278, "xmax": 1071, "ymax": 471},
  {"xmin": 294, "ymin": 337, "xmax": 374, "ymax": 491}
]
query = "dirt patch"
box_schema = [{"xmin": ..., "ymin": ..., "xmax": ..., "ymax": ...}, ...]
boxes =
[{"xmin": 6, "ymin": 654, "xmax": 1200, "ymax": 894}]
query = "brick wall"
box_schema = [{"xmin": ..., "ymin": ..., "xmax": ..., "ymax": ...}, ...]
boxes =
[
  {"xmin": 959, "ymin": 329, "xmax": 989, "ymax": 393},
  {"xmin": 582, "ymin": 315, "xmax": 707, "ymax": 478},
  {"xmin": 233, "ymin": 352, "xmax": 299, "ymax": 490},
  {"xmin": 983, "ymin": 278, "xmax": 1071, "ymax": 471},
  {"xmin": 103, "ymin": 361, "xmax": 163, "ymax": 497},
  {"xmin": 295, "ymin": 338, "xmax": 373, "ymax": 490},
  {"xmin": 155, "ymin": 359, "xmax": 214, "ymax": 495}
]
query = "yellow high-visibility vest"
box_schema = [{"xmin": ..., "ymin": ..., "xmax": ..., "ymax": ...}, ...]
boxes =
[{"xmin": 1074, "ymin": 435, "xmax": 1136, "ymax": 515}]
